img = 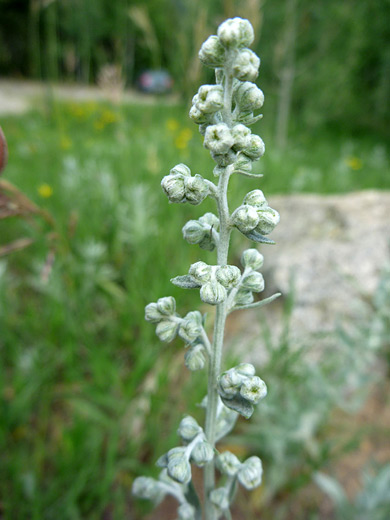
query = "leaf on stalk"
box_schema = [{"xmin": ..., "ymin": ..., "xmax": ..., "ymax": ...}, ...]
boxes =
[
  {"xmin": 244, "ymin": 229, "xmax": 275, "ymax": 245},
  {"xmin": 171, "ymin": 275, "xmax": 201, "ymax": 289},
  {"xmin": 220, "ymin": 395, "xmax": 254, "ymax": 419},
  {"xmin": 233, "ymin": 293, "xmax": 282, "ymax": 312},
  {"xmin": 233, "ymin": 169, "xmax": 264, "ymax": 179}
]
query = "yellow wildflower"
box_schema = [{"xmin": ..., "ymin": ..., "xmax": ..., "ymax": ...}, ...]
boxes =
[
  {"xmin": 166, "ymin": 118, "xmax": 180, "ymax": 132},
  {"xmin": 38, "ymin": 184, "xmax": 53, "ymax": 198},
  {"xmin": 60, "ymin": 136, "xmax": 72, "ymax": 150},
  {"xmin": 346, "ymin": 157, "xmax": 363, "ymax": 170}
]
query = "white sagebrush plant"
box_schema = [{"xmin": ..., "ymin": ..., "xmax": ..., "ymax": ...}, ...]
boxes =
[{"xmin": 133, "ymin": 18, "xmax": 281, "ymax": 520}]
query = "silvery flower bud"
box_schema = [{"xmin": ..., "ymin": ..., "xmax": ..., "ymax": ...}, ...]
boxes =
[
  {"xmin": 210, "ymin": 150, "xmax": 236, "ymax": 167},
  {"xmin": 161, "ymin": 175, "xmax": 186, "ymax": 203},
  {"xmin": 170, "ymin": 163, "xmax": 191, "ymax": 177},
  {"xmin": 209, "ymin": 487, "xmax": 230, "ymax": 510},
  {"xmin": 167, "ymin": 447, "xmax": 191, "ymax": 484},
  {"xmin": 184, "ymin": 174, "xmax": 209, "ymax": 205},
  {"xmin": 241, "ymin": 249, "xmax": 264, "ymax": 270},
  {"xmin": 199, "ymin": 212, "xmax": 219, "ymax": 228},
  {"xmin": 234, "ymin": 151, "xmax": 252, "ymax": 172},
  {"xmin": 243, "ymin": 189, "xmax": 267, "ymax": 208},
  {"xmin": 216, "ymin": 265, "xmax": 241, "ymax": 288},
  {"xmin": 184, "ymin": 344, "xmax": 206, "ymax": 371},
  {"xmin": 235, "ymin": 81, "xmax": 264, "ymax": 111},
  {"xmin": 145, "ymin": 302, "xmax": 163, "ymax": 323},
  {"xmin": 191, "ymin": 440, "xmax": 214, "ymax": 466},
  {"xmin": 255, "ymin": 207, "xmax": 280, "ymax": 235},
  {"xmin": 199, "ymin": 35, "xmax": 225, "ymax": 68},
  {"xmin": 182, "ymin": 220, "xmax": 206, "ymax": 245},
  {"xmin": 200, "ymin": 281, "xmax": 227, "ymax": 305},
  {"xmin": 178, "ymin": 415, "xmax": 202, "ymax": 442},
  {"xmin": 232, "ymin": 205, "xmax": 260, "ymax": 233},
  {"xmin": 231, "ymin": 124, "xmax": 252, "ymax": 151},
  {"xmin": 178, "ymin": 503, "xmax": 196, "ymax": 520},
  {"xmin": 218, "ymin": 369, "xmax": 243, "ymax": 397},
  {"xmin": 189, "ymin": 104, "xmax": 208, "ymax": 124},
  {"xmin": 157, "ymin": 296, "xmax": 176, "ymax": 316},
  {"xmin": 156, "ymin": 320, "xmax": 179, "ymax": 343},
  {"xmin": 238, "ymin": 456, "xmax": 263, "ymax": 490},
  {"xmin": 204, "ymin": 124, "xmax": 234, "ymax": 154},
  {"xmin": 217, "ymin": 18, "xmax": 254, "ymax": 48},
  {"xmin": 179, "ymin": 311, "xmax": 203, "ymax": 343},
  {"xmin": 217, "ymin": 451, "xmax": 241, "ymax": 477},
  {"xmin": 198, "ymin": 235, "xmax": 215, "ymax": 252},
  {"xmin": 241, "ymin": 271, "xmax": 265, "ymax": 292},
  {"xmin": 132, "ymin": 476, "xmax": 164, "ymax": 502},
  {"xmin": 189, "ymin": 261, "xmax": 212, "ymax": 283},
  {"xmin": 240, "ymin": 376, "xmax": 267, "ymax": 403},
  {"xmin": 234, "ymin": 289, "xmax": 254, "ymax": 306},
  {"xmin": 235, "ymin": 363, "xmax": 256, "ymax": 377},
  {"xmin": 197, "ymin": 85, "xmax": 224, "ymax": 113},
  {"xmin": 232, "ymin": 49, "xmax": 260, "ymax": 82},
  {"xmin": 243, "ymin": 134, "xmax": 265, "ymax": 160}
]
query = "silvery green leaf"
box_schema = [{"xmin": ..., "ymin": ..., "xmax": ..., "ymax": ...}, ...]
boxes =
[
  {"xmin": 171, "ymin": 275, "xmax": 201, "ymax": 289},
  {"xmin": 240, "ymin": 113, "xmax": 264, "ymax": 125},
  {"xmin": 233, "ymin": 292, "xmax": 281, "ymax": 312},
  {"xmin": 238, "ymin": 456, "xmax": 263, "ymax": 490},
  {"xmin": 184, "ymin": 481, "xmax": 202, "ymax": 520},
  {"xmin": 215, "ymin": 405, "xmax": 238, "ymax": 442},
  {"xmin": 220, "ymin": 393, "xmax": 254, "ymax": 419},
  {"xmin": 233, "ymin": 170, "xmax": 264, "ymax": 179},
  {"xmin": 244, "ymin": 229, "xmax": 275, "ymax": 245},
  {"xmin": 156, "ymin": 453, "xmax": 169, "ymax": 468}
]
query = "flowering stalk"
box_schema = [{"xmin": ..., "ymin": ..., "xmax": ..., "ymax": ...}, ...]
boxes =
[{"xmin": 133, "ymin": 18, "xmax": 281, "ymax": 520}]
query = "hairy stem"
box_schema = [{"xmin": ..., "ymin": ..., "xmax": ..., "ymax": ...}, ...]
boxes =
[{"xmin": 204, "ymin": 62, "xmax": 234, "ymax": 520}]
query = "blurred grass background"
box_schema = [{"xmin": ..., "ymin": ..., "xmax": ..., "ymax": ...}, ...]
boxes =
[{"xmin": 1, "ymin": 0, "xmax": 390, "ymax": 518}]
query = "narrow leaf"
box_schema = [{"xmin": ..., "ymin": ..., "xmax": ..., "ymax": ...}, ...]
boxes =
[
  {"xmin": 233, "ymin": 293, "xmax": 282, "ymax": 312},
  {"xmin": 185, "ymin": 481, "xmax": 202, "ymax": 520},
  {"xmin": 233, "ymin": 170, "xmax": 264, "ymax": 179},
  {"xmin": 244, "ymin": 229, "xmax": 275, "ymax": 245},
  {"xmin": 220, "ymin": 395, "xmax": 254, "ymax": 419},
  {"xmin": 171, "ymin": 275, "xmax": 201, "ymax": 289}
]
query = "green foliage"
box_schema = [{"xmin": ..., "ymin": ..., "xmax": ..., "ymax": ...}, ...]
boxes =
[{"xmin": 0, "ymin": 100, "xmax": 389, "ymax": 517}]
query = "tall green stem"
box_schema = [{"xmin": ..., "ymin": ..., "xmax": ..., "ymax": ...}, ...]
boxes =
[{"xmin": 204, "ymin": 63, "xmax": 234, "ymax": 520}]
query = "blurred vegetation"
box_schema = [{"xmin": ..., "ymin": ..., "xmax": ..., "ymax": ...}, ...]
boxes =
[
  {"xmin": 1, "ymin": 0, "xmax": 390, "ymax": 139},
  {"xmin": 0, "ymin": 100, "xmax": 389, "ymax": 518}
]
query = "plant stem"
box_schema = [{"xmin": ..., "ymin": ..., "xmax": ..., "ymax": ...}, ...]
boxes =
[{"xmin": 204, "ymin": 62, "xmax": 234, "ymax": 520}]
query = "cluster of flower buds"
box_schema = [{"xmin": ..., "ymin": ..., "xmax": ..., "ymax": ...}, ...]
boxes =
[
  {"xmin": 157, "ymin": 416, "xmax": 214, "ymax": 484},
  {"xmin": 199, "ymin": 18, "xmax": 258, "ymax": 78},
  {"xmin": 189, "ymin": 261, "xmax": 241, "ymax": 305},
  {"xmin": 231, "ymin": 248, "xmax": 265, "ymax": 308},
  {"xmin": 217, "ymin": 363, "xmax": 267, "ymax": 418},
  {"xmin": 178, "ymin": 311, "xmax": 208, "ymax": 371},
  {"xmin": 189, "ymin": 84, "xmax": 224, "ymax": 125},
  {"xmin": 145, "ymin": 296, "xmax": 180, "ymax": 343},
  {"xmin": 232, "ymin": 189, "xmax": 280, "ymax": 238},
  {"xmin": 161, "ymin": 164, "xmax": 209, "ymax": 205},
  {"xmin": 217, "ymin": 451, "xmax": 263, "ymax": 490},
  {"xmin": 203, "ymin": 123, "xmax": 265, "ymax": 168},
  {"xmin": 182, "ymin": 212, "xmax": 219, "ymax": 251}
]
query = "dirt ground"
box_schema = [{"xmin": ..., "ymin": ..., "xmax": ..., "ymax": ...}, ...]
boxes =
[{"xmin": 0, "ymin": 79, "xmax": 178, "ymax": 115}]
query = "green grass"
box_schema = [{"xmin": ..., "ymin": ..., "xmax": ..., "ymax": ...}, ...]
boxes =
[{"xmin": 0, "ymin": 99, "xmax": 389, "ymax": 519}]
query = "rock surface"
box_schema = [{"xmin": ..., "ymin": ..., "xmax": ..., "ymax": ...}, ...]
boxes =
[{"xmin": 234, "ymin": 190, "xmax": 390, "ymax": 356}]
